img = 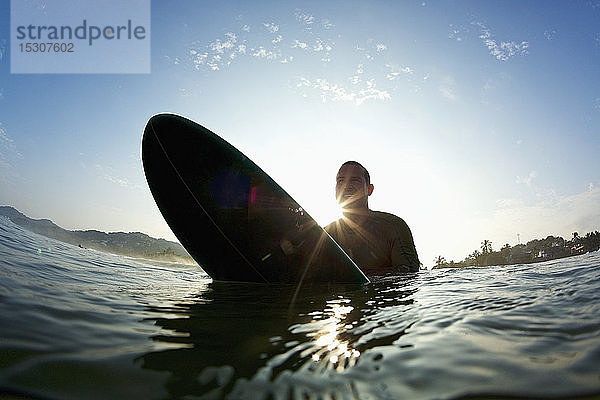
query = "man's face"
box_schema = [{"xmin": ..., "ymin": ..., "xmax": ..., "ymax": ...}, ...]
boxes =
[{"xmin": 335, "ymin": 164, "xmax": 372, "ymax": 210}]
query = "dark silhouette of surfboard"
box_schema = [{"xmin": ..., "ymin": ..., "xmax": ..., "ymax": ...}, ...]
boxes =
[{"xmin": 142, "ymin": 114, "xmax": 369, "ymax": 284}]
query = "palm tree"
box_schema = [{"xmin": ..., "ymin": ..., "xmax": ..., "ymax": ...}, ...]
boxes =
[
  {"xmin": 481, "ymin": 240, "xmax": 492, "ymax": 254},
  {"xmin": 468, "ymin": 250, "xmax": 482, "ymax": 266},
  {"xmin": 434, "ymin": 256, "xmax": 447, "ymax": 267}
]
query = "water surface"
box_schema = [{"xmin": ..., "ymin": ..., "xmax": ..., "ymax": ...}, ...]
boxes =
[{"xmin": 1, "ymin": 217, "xmax": 599, "ymax": 399}]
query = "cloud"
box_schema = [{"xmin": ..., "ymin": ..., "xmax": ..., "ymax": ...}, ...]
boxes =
[
  {"xmin": 473, "ymin": 22, "xmax": 529, "ymax": 61},
  {"xmin": 439, "ymin": 85, "xmax": 457, "ymax": 101},
  {"xmin": 95, "ymin": 164, "xmax": 130, "ymax": 188},
  {"xmin": 295, "ymin": 10, "xmax": 315, "ymax": 26},
  {"xmin": 188, "ymin": 32, "xmax": 242, "ymax": 71},
  {"xmin": 181, "ymin": 10, "xmax": 428, "ymax": 104},
  {"xmin": 185, "ymin": 10, "xmax": 337, "ymax": 71},
  {"xmin": 544, "ymin": 29, "xmax": 557, "ymax": 41},
  {"xmin": 0, "ymin": 124, "xmax": 22, "ymax": 186},
  {"xmin": 0, "ymin": 39, "xmax": 6, "ymax": 62},
  {"xmin": 496, "ymin": 198, "xmax": 523, "ymax": 209},
  {"xmin": 292, "ymin": 39, "xmax": 308, "ymax": 49},
  {"xmin": 295, "ymin": 77, "xmax": 390, "ymax": 105},
  {"xmin": 449, "ymin": 20, "xmax": 528, "ymax": 60},
  {"xmin": 439, "ymin": 77, "xmax": 458, "ymax": 101},
  {"xmin": 587, "ymin": 0, "xmax": 600, "ymax": 9},
  {"xmin": 448, "ymin": 24, "xmax": 469, "ymax": 42},
  {"xmin": 263, "ymin": 22, "xmax": 279, "ymax": 34},
  {"xmin": 294, "ymin": 9, "xmax": 333, "ymax": 30},
  {"xmin": 252, "ymin": 46, "xmax": 279, "ymax": 60},
  {"xmin": 385, "ymin": 64, "xmax": 414, "ymax": 81},
  {"xmin": 516, "ymin": 170, "xmax": 537, "ymax": 186},
  {"xmin": 0, "ymin": 125, "xmax": 21, "ymax": 159}
]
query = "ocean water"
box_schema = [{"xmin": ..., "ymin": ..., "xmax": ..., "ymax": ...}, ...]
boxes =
[{"xmin": 0, "ymin": 216, "xmax": 599, "ymax": 400}]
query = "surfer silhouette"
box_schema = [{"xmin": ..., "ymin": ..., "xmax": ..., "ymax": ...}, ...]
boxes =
[{"xmin": 324, "ymin": 161, "xmax": 420, "ymax": 275}]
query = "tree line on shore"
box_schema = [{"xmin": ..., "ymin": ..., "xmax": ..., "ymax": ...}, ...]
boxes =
[{"xmin": 433, "ymin": 230, "xmax": 600, "ymax": 269}]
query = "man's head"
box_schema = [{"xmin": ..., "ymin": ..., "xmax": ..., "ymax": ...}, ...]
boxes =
[{"xmin": 335, "ymin": 161, "xmax": 374, "ymax": 211}]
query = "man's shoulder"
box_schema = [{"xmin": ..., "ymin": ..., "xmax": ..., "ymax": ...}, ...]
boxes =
[
  {"xmin": 368, "ymin": 210, "xmax": 411, "ymax": 234},
  {"xmin": 324, "ymin": 219, "xmax": 336, "ymax": 230},
  {"xmin": 324, "ymin": 219, "xmax": 339, "ymax": 235},
  {"xmin": 369, "ymin": 210, "xmax": 407, "ymax": 225},
  {"xmin": 324, "ymin": 211, "xmax": 410, "ymax": 235}
]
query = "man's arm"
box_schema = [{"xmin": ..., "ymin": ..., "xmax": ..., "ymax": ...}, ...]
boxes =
[{"xmin": 391, "ymin": 218, "xmax": 420, "ymax": 272}]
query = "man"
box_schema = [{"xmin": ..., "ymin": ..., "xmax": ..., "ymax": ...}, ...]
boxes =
[{"xmin": 324, "ymin": 161, "xmax": 420, "ymax": 275}]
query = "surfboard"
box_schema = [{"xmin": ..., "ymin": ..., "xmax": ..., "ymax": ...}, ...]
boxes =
[{"xmin": 142, "ymin": 114, "xmax": 369, "ymax": 284}]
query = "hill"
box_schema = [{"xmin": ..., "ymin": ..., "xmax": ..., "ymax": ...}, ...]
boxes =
[{"xmin": 0, "ymin": 206, "xmax": 194, "ymax": 264}]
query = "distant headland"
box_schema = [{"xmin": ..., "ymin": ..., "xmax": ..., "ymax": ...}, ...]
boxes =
[{"xmin": 0, "ymin": 206, "xmax": 194, "ymax": 264}]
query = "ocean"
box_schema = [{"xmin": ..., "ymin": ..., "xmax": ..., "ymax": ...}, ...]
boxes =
[{"xmin": 1, "ymin": 216, "xmax": 599, "ymax": 400}]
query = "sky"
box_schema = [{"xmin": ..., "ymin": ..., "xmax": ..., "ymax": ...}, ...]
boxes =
[{"xmin": 1, "ymin": 0, "xmax": 600, "ymax": 267}]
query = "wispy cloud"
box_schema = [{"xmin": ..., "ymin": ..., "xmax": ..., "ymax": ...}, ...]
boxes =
[
  {"xmin": 376, "ymin": 43, "xmax": 387, "ymax": 52},
  {"xmin": 251, "ymin": 46, "xmax": 280, "ymax": 60},
  {"xmin": 439, "ymin": 85, "xmax": 457, "ymax": 101},
  {"xmin": 385, "ymin": 64, "xmax": 414, "ymax": 80},
  {"xmin": 185, "ymin": 10, "xmax": 336, "ymax": 71},
  {"xmin": 450, "ymin": 20, "xmax": 529, "ymax": 61},
  {"xmin": 291, "ymin": 39, "xmax": 308, "ymax": 50},
  {"xmin": 0, "ymin": 39, "xmax": 7, "ymax": 62},
  {"xmin": 587, "ymin": 0, "xmax": 600, "ymax": 9},
  {"xmin": 295, "ymin": 77, "xmax": 390, "ymax": 105},
  {"xmin": 473, "ymin": 22, "xmax": 529, "ymax": 61},
  {"xmin": 439, "ymin": 77, "xmax": 458, "ymax": 101},
  {"xmin": 0, "ymin": 125, "xmax": 21, "ymax": 159},
  {"xmin": 263, "ymin": 22, "xmax": 279, "ymax": 34},
  {"xmin": 0, "ymin": 123, "xmax": 23, "ymax": 186},
  {"xmin": 294, "ymin": 9, "xmax": 333, "ymax": 30},
  {"xmin": 180, "ymin": 10, "xmax": 427, "ymax": 105},
  {"xmin": 95, "ymin": 164, "xmax": 130, "ymax": 188},
  {"xmin": 448, "ymin": 24, "xmax": 469, "ymax": 42},
  {"xmin": 516, "ymin": 170, "xmax": 538, "ymax": 187},
  {"xmin": 544, "ymin": 29, "xmax": 557, "ymax": 41},
  {"xmin": 188, "ymin": 32, "xmax": 242, "ymax": 71},
  {"xmin": 295, "ymin": 10, "xmax": 315, "ymax": 26}
]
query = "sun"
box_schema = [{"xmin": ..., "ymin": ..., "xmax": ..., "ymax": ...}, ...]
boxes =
[{"xmin": 308, "ymin": 199, "xmax": 344, "ymax": 228}]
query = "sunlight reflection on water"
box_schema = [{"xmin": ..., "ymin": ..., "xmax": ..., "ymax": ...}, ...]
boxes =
[{"xmin": 301, "ymin": 300, "xmax": 361, "ymax": 369}]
